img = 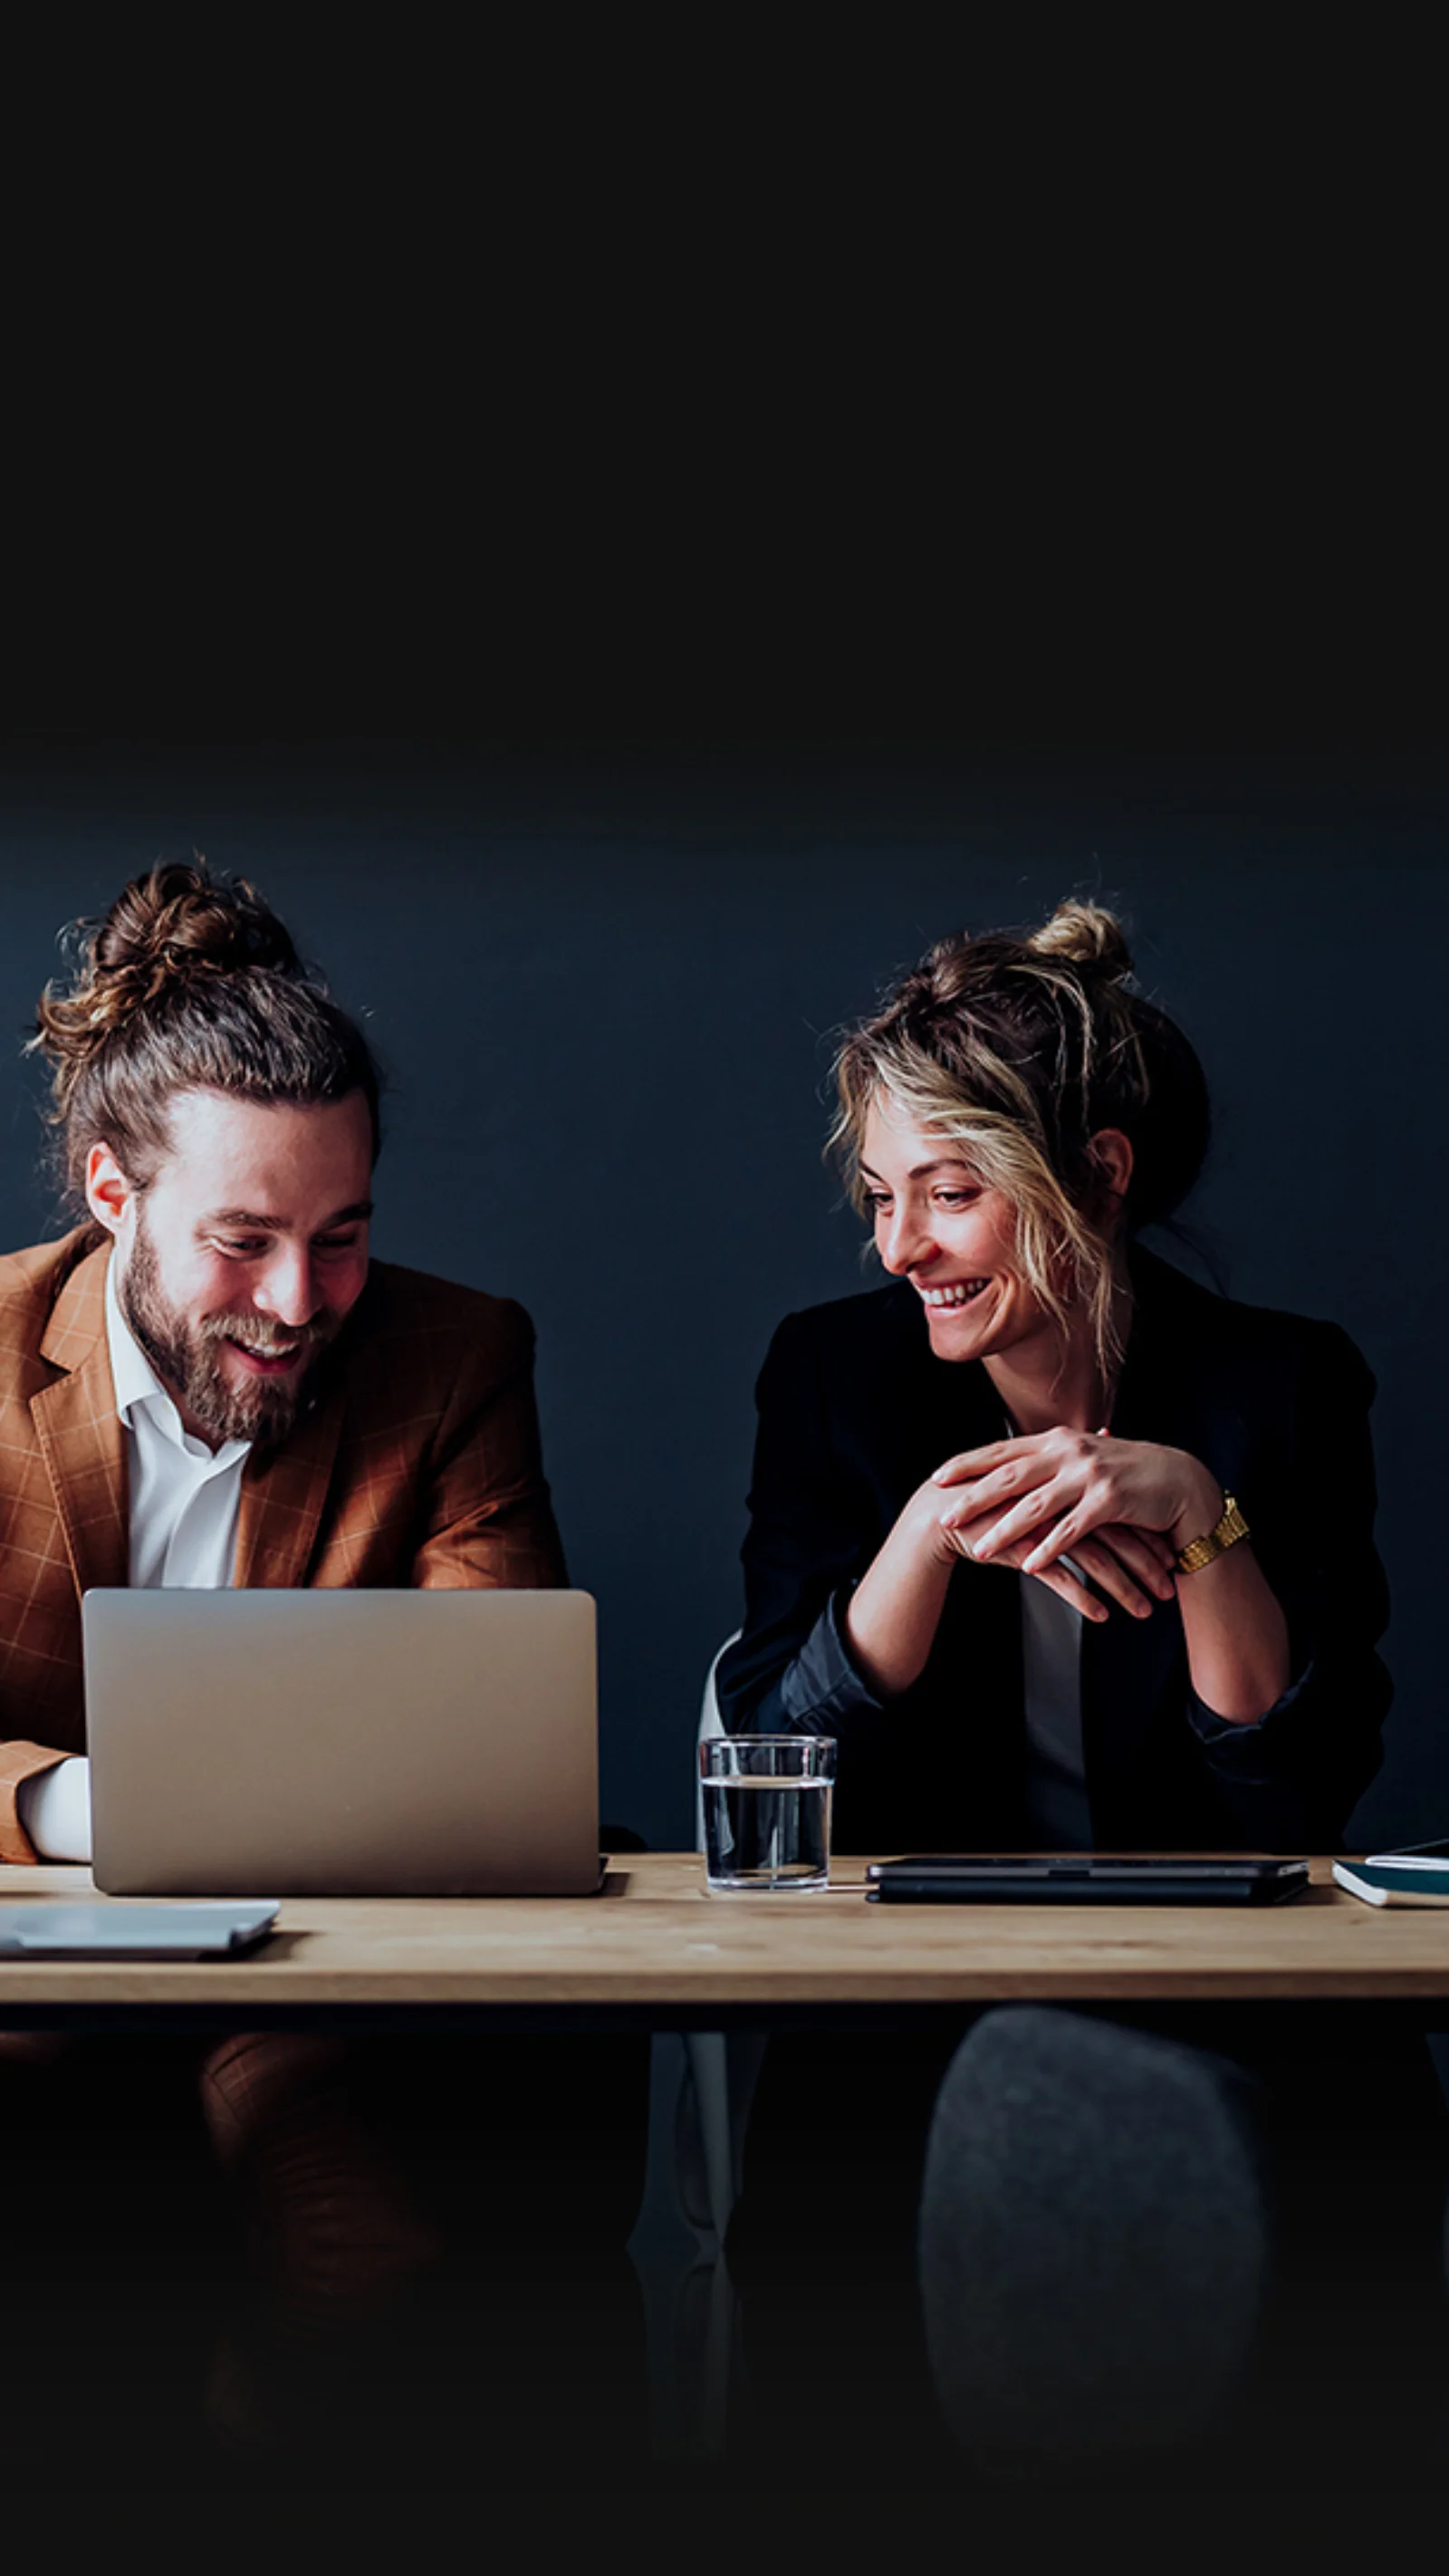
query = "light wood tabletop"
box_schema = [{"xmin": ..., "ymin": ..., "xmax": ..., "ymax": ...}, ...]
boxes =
[{"xmin": 4, "ymin": 1853, "xmax": 1449, "ymax": 2023}]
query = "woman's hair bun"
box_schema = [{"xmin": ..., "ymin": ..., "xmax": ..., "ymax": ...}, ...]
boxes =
[{"xmin": 1027, "ymin": 899, "xmax": 1134, "ymax": 983}]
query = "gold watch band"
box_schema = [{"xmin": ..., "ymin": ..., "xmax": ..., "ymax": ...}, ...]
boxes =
[{"xmin": 1175, "ymin": 1492, "xmax": 1250, "ymax": 1576}]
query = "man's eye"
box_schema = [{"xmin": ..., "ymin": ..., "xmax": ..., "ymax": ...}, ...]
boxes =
[
  {"xmin": 314, "ymin": 1234, "xmax": 362, "ymax": 1255},
  {"xmin": 216, "ymin": 1236, "xmax": 266, "ymax": 1256}
]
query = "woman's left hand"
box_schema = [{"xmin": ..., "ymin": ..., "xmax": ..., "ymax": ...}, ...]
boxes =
[{"xmin": 931, "ymin": 1429, "xmax": 1224, "ymax": 1579}]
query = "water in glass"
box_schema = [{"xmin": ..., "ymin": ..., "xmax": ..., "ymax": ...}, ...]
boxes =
[{"xmin": 702, "ymin": 1774, "xmax": 831, "ymax": 1890}]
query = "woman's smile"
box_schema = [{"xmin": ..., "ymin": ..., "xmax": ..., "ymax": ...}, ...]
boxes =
[{"xmin": 915, "ymin": 1276, "xmax": 991, "ymax": 1308}]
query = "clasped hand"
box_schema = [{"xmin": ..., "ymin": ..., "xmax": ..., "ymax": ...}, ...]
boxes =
[{"xmin": 926, "ymin": 1428, "xmax": 1224, "ymax": 1625}]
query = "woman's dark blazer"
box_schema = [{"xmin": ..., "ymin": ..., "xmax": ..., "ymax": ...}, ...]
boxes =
[{"xmin": 715, "ymin": 1248, "xmax": 1391, "ymax": 1856}]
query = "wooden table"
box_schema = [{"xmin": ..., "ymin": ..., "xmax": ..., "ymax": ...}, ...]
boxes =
[{"xmin": 5, "ymin": 1853, "xmax": 1449, "ymax": 2031}]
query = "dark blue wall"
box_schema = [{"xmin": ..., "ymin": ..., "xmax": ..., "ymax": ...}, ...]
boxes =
[{"xmin": 2, "ymin": 753, "xmax": 1444, "ymax": 1851}]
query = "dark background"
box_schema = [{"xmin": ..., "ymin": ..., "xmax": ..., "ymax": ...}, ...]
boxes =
[
  {"xmin": 1, "ymin": 746, "xmax": 1443, "ymax": 1852},
  {"xmin": 5, "ymin": 24, "xmax": 1444, "ymax": 1852},
  {"xmin": 2, "ymin": 39, "xmax": 1446, "ymax": 2540}
]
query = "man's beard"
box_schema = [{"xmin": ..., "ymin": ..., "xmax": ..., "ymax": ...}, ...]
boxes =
[{"xmin": 120, "ymin": 1219, "xmax": 343, "ymax": 1448}]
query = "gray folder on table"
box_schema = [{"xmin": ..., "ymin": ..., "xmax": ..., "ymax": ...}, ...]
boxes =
[{"xmin": 0, "ymin": 1900, "xmax": 279, "ymax": 1956}]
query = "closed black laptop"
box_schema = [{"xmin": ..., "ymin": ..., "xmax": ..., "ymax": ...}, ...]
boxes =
[{"xmin": 866, "ymin": 1855, "xmax": 1310, "ymax": 1905}]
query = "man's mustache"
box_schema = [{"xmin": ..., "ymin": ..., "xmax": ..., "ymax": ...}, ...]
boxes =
[{"xmin": 199, "ymin": 1313, "xmax": 339, "ymax": 1358}]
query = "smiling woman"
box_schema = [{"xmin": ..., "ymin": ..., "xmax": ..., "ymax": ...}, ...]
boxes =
[
  {"xmin": 715, "ymin": 901, "xmax": 1431, "ymax": 2475},
  {"xmin": 831, "ymin": 901, "xmax": 1209, "ymax": 1382},
  {"xmin": 717, "ymin": 898, "xmax": 1388, "ymax": 1858}
]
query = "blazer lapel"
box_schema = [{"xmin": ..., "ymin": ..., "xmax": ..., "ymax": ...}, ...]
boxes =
[
  {"xmin": 234, "ymin": 1372, "xmax": 347, "ymax": 1589},
  {"xmin": 32, "ymin": 1243, "xmax": 129, "ymax": 1600}
]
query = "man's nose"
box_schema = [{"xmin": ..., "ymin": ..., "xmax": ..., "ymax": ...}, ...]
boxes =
[{"xmin": 253, "ymin": 1245, "xmax": 321, "ymax": 1328}]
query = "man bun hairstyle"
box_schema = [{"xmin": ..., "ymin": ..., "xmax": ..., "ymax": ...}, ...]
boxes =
[
  {"xmin": 830, "ymin": 899, "xmax": 1210, "ymax": 1368},
  {"xmin": 32, "ymin": 860, "xmax": 382, "ymax": 1199}
]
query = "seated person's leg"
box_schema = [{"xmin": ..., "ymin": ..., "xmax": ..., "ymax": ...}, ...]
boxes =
[
  {"xmin": 198, "ymin": 2030, "xmax": 444, "ymax": 2333},
  {"xmin": 0, "ymin": 2036, "xmax": 238, "ymax": 2479},
  {"xmin": 198, "ymin": 2027, "xmax": 651, "ymax": 2469},
  {"xmin": 919, "ymin": 2005, "xmax": 1271, "ymax": 2480},
  {"xmin": 918, "ymin": 2002, "xmax": 1449, "ymax": 2487}
]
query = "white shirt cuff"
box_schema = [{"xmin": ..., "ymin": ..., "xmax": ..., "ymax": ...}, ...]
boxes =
[{"xmin": 16, "ymin": 1757, "xmax": 93, "ymax": 1862}]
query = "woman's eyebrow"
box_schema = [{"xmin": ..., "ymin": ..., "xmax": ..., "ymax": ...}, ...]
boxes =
[{"xmin": 859, "ymin": 1159, "xmax": 971, "ymax": 1184}]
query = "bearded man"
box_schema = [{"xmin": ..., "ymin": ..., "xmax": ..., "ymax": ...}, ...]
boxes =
[
  {"xmin": 0, "ymin": 861, "xmax": 641, "ymax": 2470},
  {"xmin": 0, "ymin": 860, "xmax": 564, "ymax": 1853}
]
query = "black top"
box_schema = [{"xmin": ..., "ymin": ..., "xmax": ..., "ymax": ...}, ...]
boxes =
[{"xmin": 716, "ymin": 1250, "xmax": 1390, "ymax": 1856}]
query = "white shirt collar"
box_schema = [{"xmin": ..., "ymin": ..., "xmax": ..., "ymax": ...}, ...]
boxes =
[
  {"xmin": 104, "ymin": 1249, "xmax": 167, "ymax": 1427},
  {"xmin": 103, "ymin": 1251, "xmax": 250, "ymax": 1466}
]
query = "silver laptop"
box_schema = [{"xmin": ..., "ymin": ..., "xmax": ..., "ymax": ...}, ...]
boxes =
[{"xmin": 83, "ymin": 1589, "xmax": 600, "ymax": 1898}]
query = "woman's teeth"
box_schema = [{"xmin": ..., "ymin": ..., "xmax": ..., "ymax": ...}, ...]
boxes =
[{"xmin": 921, "ymin": 1279, "xmax": 987, "ymax": 1308}]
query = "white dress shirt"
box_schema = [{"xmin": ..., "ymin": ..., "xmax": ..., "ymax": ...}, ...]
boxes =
[
  {"xmin": 105, "ymin": 1254, "xmax": 253, "ymax": 1591},
  {"xmin": 18, "ymin": 1259, "xmax": 254, "ymax": 1860}
]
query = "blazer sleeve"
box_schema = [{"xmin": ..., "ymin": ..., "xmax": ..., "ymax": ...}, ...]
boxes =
[
  {"xmin": 715, "ymin": 1312, "xmax": 889, "ymax": 1742},
  {"xmin": 408, "ymin": 1300, "xmax": 568, "ymax": 1591},
  {"xmin": 1182, "ymin": 1318, "xmax": 1391, "ymax": 1850}
]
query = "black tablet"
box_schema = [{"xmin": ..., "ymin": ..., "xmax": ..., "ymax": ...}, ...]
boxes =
[{"xmin": 865, "ymin": 1856, "xmax": 1310, "ymax": 1906}]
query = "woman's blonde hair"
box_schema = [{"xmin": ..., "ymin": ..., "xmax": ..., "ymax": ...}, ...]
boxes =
[{"xmin": 829, "ymin": 899, "xmax": 1210, "ymax": 1371}]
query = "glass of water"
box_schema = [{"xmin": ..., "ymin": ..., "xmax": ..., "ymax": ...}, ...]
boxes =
[{"xmin": 699, "ymin": 1735, "xmax": 836, "ymax": 1892}]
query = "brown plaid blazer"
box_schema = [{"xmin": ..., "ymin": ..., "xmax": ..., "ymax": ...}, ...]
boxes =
[{"xmin": 0, "ymin": 1227, "xmax": 567, "ymax": 1860}]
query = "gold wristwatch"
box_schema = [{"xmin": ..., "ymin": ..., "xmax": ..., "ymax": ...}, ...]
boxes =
[{"xmin": 1175, "ymin": 1492, "xmax": 1250, "ymax": 1576}]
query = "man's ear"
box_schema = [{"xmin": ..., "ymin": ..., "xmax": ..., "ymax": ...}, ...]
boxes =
[
  {"xmin": 85, "ymin": 1141, "xmax": 135, "ymax": 1241},
  {"xmin": 1087, "ymin": 1128, "xmax": 1135, "ymax": 1229}
]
